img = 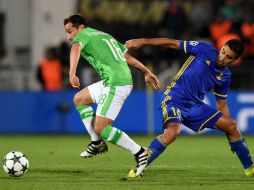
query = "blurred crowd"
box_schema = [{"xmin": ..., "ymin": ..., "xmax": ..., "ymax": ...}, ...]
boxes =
[
  {"xmin": 76, "ymin": 0, "xmax": 254, "ymax": 90},
  {"xmin": 84, "ymin": 0, "xmax": 254, "ymax": 58},
  {"xmin": 1, "ymin": 0, "xmax": 254, "ymax": 91}
]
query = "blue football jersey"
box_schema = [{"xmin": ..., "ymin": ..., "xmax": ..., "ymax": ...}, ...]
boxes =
[{"xmin": 164, "ymin": 40, "xmax": 231, "ymax": 107}]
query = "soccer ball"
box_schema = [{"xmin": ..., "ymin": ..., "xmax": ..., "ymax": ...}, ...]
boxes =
[{"xmin": 3, "ymin": 151, "xmax": 29, "ymax": 177}]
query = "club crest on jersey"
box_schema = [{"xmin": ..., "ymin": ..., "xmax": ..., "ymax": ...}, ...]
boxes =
[
  {"xmin": 216, "ymin": 73, "xmax": 223, "ymax": 80},
  {"xmin": 189, "ymin": 41, "xmax": 199, "ymax": 46}
]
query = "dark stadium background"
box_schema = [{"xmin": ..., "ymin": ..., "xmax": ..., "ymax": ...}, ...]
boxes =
[{"xmin": 0, "ymin": 0, "xmax": 253, "ymax": 135}]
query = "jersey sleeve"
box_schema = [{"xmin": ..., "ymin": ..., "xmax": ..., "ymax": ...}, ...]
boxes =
[
  {"xmin": 72, "ymin": 32, "xmax": 89, "ymax": 49},
  {"xmin": 213, "ymin": 78, "xmax": 231, "ymax": 100},
  {"xmin": 180, "ymin": 40, "xmax": 213, "ymax": 56},
  {"xmin": 117, "ymin": 41, "xmax": 128, "ymax": 54}
]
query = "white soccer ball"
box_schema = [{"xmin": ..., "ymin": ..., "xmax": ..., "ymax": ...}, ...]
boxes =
[{"xmin": 3, "ymin": 151, "xmax": 29, "ymax": 177}]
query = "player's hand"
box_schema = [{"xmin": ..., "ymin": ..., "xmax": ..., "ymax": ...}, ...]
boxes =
[
  {"xmin": 69, "ymin": 75, "xmax": 80, "ymax": 88},
  {"xmin": 125, "ymin": 39, "xmax": 142, "ymax": 49},
  {"xmin": 144, "ymin": 71, "xmax": 160, "ymax": 90}
]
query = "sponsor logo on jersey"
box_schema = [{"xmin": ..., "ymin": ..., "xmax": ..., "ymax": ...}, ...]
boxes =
[
  {"xmin": 189, "ymin": 41, "xmax": 199, "ymax": 46},
  {"xmin": 216, "ymin": 73, "xmax": 223, "ymax": 80}
]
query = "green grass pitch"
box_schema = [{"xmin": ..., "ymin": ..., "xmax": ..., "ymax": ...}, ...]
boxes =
[{"xmin": 0, "ymin": 135, "xmax": 254, "ymax": 190}]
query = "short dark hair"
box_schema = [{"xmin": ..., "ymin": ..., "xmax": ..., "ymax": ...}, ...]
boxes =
[
  {"xmin": 225, "ymin": 39, "xmax": 244, "ymax": 58},
  {"xmin": 64, "ymin": 14, "xmax": 86, "ymax": 28}
]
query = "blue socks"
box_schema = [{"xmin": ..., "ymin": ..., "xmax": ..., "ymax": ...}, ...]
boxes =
[
  {"xmin": 148, "ymin": 136, "xmax": 167, "ymax": 165},
  {"xmin": 229, "ymin": 139, "xmax": 253, "ymax": 169},
  {"xmin": 148, "ymin": 136, "xmax": 253, "ymax": 170}
]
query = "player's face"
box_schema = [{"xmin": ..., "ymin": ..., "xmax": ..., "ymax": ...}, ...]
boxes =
[
  {"xmin": 217, "ymin": 45, "xmax": 238, "ymax": 66},
  {"xmin": 64, "ymin": 23, "xmax": 84, "ymax": 42}
]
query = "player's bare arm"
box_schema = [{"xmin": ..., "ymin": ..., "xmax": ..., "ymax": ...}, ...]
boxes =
[
  {"xmin": 124, "ymin": 52, "xmax": 160, "ymax": 90},
  {"xmin": 125, "ymin": 38, "xmax": 180, "ymax": 49},
  {"xmin": 216, "ymin": 99, "xmax": 231, "ymax": 117},
  {"xmin": 69, "ymin": 42, "xmax": 81, "ymax": 88}
]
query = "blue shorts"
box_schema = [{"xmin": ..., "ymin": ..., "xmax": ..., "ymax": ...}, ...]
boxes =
[{"xmin": 159, "ymin": 98, "xmax": 222, "ymax": 133}]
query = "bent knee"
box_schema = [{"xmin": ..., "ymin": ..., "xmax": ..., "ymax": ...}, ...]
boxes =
[
  {"xmin": 170, "ymin": 127, "xmax": 181, "ymax": 137},
  {"xmin": 228, "ymin": 118, "xmax": 238, "ymax": 130},
  {"xmin": 73, "ymin": 93, "xmax": 80, "ymax": 106},
  {"xmin": 73, "ymin": 93, "xmax": 86, "ymax": 106},
  {"xmin": 222, "ymin": 118, "xmax": 238, "ymax": 133},
  {"xmin": 94, "ymin": 117, "xmax": 113, "ymax": 136},
  {"xmin": 162, "ymin": 125, "xmax": 181, "ymax": 144}
]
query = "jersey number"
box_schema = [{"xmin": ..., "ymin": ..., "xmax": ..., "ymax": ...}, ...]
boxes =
[
  {"xmin": 171, "ymin": 107, "xmax": 181, "ymax": 118},
  {"xmin": 99, "ymin": 94, "xmax": 107, "ymax": 105},
  {"xmin": 102, "ymin": 38, "xmax": 125, "ymax": 62}
]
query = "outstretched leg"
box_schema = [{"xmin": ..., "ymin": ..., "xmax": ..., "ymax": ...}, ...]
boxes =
[
  {"xmin": 74, "ymin": 88, "xmax": 107, "ymax": 158},
  {"xmin": 148, "ymin": 122, "xmax": 181, "ymax": 165},
  {"xmin": 94, "ymin": 116, "xmax": 150, "ymax": 176},
  {"xmin": 126, "ymin": 122, "xmax": 181, "ymax": 178},
  {"xmin": 215, "ymin": 116, "xmax": 254, "ymax": 176}
]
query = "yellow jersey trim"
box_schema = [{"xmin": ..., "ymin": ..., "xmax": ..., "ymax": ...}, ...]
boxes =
[
  {"xmin": 213, "ymin": 92, "xmax": 227, "ymax": 97},
  {"xmin": 173, "ymin": 56, "xmax": 195, "ymax": 81},
  {"xmin": 161, "ymin": 96, "xmax": 171, "ymax": 121},
  {"xmin": 198, "ymin": 111, "xmax": 221, "ymax": 133},
  {"xmin": 161, "ymin": 55, "xmax": 195, "ymax": 126},
  {"xmin": 163, "ymin": 116, "xmax": 180, "ymax": 124},
  {"xmin": 156, "ymin": 136, "xmax": 168, "ymax": 147},
  {"xmin": 164, "ymin": 55, "xmax": 195, "ymax": 95},
  {"xmin": 184, "ymin": 41, "xmax": 187, "ymax": 53},
  {"xmin": 229, "ymin": 138, "xmax": 243, "ymax": 142}
]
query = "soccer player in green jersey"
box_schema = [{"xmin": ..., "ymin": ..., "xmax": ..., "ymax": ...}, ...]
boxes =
[{"xmin": 64, "ymin": 14, "xmax": 160, "ymax": 176}]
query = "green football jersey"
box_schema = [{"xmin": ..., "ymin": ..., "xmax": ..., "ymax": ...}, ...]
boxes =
[{"xmin": 72, "ymin": 27, "xmax": 133, "ymax": 86}]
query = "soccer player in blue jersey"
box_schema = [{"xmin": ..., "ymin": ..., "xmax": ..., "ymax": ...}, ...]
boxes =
[{"xmin": 125, "ymin": 38, "xmax": 254, "ymax": 177}]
